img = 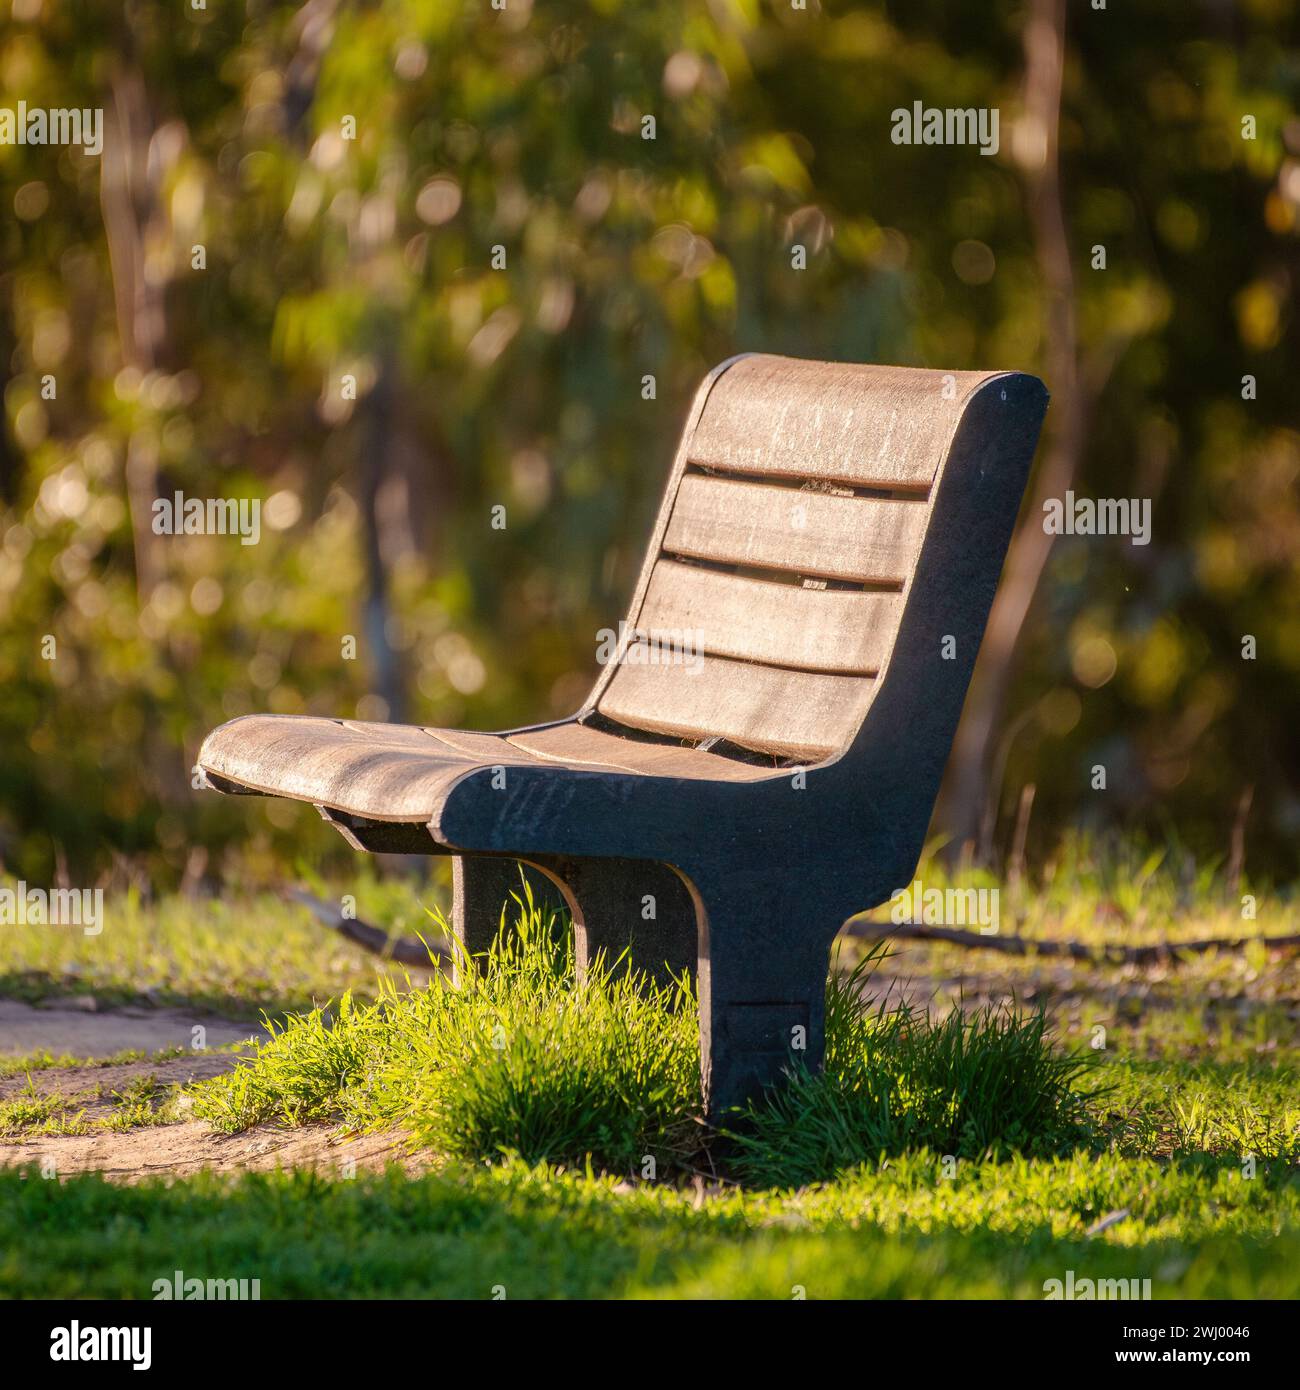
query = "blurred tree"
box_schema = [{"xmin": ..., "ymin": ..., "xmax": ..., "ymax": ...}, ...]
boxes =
[{"xmin": 0, "ymin": 0, "xmax": 1296, "ymax": 885}]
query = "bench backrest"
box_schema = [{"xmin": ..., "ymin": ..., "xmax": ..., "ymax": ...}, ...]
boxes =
[{"xmin": 586, "ymin": 353, "xmax": 1047, "ymax": 766}]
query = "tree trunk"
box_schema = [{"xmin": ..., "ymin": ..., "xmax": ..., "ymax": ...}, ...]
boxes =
[
  {"xmin": 359, "ymin": 348, "xmax": 407, "ymax": 724},
  {"xmin": 100, "ymin": 52, "xmax": 168, "ymax": 604},
  {"xmin": 939, "ymin": 0, "xmax": 1087, "ymax": 860}
]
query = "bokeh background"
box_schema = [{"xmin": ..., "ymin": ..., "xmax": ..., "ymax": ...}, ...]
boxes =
[{"xmin": 1, "ymin": 0, "xmax": 1297, "ymax": 886}]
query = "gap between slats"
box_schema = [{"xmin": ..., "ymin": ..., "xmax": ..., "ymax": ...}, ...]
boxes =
[{"xmin": 683, "ymin": 459, "xmax": 930, "ymax": 501}]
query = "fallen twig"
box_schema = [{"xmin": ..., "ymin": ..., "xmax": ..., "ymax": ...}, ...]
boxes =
[
  {"xmin": 1085, "ymin": 1208, "xmax": 1130, "ymax": 1238},
  {"xmin": 843, "ymin": 920, "xmax": 1300, "ymax": 965},
  {"xmin": 285, "ymin": 887, "xmax": 446, "ymax": 967},
  {"xmin": 287, "ymin": 885, "xmax": 1300, "ymax": 970}
]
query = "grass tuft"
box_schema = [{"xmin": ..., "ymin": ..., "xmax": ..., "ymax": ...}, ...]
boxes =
[
  {"xmin": 193, "ymin": 887, "xmax": 1101, "ymax": 1181},
  {"xmin": 406, "ymin": 924, "xmax": 700, "ymax": 1171},
  {"xmin": 730, "ymin": 955, "xmax": 1103, "ymax": 1187},
  {"xmin": 192, "ymin": 881, "xmax": 700, "ymax": 1170}
]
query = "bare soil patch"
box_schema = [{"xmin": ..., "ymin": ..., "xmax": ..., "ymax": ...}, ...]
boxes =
[
  {"xmin": 0, "ymin": 1051, "xmax": 245, "ymax": 1121},
  {"xmin": 0, "ymin": 1001, "xmax": 368, "ymax": 1180},
  {"xmin": 0, "ymin": 1001, "xmax": 423, "ymax": 1179},
  {"xmin": 0, "ymin": 1121, "xmax": 422, "ymax": 1181}
]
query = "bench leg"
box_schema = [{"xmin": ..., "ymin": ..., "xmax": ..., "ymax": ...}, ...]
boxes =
[
  {"xmin": 686, "ymin": 870, "xmax": 839, "ymax": 1123},
  {"xmin": 450, "ymin": 856, "xmax": 567, "ymax": 983},
  {"xmin": 553, "ymin": 857, "xmax": 697, "ymax": 989}
]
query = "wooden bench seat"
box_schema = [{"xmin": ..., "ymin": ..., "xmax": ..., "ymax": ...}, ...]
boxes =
[
  {"xmin": 199, "ymin": 713, "xmax": 779, "ymax": 822},
  {"xmin": 197, "ymin": 353, "xmax": 1048, "ymax": 1120}
]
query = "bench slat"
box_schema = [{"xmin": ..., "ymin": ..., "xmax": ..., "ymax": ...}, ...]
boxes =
[
  {"xmin": 689, "ymin": 354, "xmax": 1000, "ymax": 491},
  {"xmin": 597, "ymin": 652, "xmax": 872, "ymax": 760},
  {"xmin": 505, "ymin": 721, "xmax": 777, "ymax": 780},
  {"xmin": 663, "ymin": 474, "xmax": 930, "ymax": 585},
  {"xmin": 636, "ymin": 559, "xmax": 901, "ymax": 674}
]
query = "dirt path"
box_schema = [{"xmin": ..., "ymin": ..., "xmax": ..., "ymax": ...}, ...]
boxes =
[
  {"xmin": 0, "ymin": 1001, "xmax": 415, "ymax": 1182},
  {"xmin": 0, "ymin": 1050, "xmax": 246, "ymax": 1114},
  {"xmin": 0, "ymin": 998, "xmax": 263, "ymax": 1058},
  {"xmin": 0, "ymin": 1121, "xmax": 421, "ymax": 1181}
]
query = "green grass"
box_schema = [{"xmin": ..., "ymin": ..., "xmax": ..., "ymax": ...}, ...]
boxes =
[
  {"xmin": 730, "ymin": 965, "xmax": 1101, "ymax": 1187},
  {"xmin": 847, "ymin": 837, "xmax": 1300, "ymax": 1062},
  {"xmin": 0, "ymin": 866, "xmax": 435, "ymax": 1017},
  {"xmin": 2, "ymin": 832, "xmax": 1293, "ymax": 1035},
  {"xmin": 0, "ymin": 1045, "xmax": 195, "ymax": 1078},
  {"xmin": 191, "ymin": 898, "xmax": 1102, "ymax": 1181},
  {"xmin": 0, "ymin": 1081, "xmax": 79, "ymax": 1137},
  {"xmin": 0, "ymin": 1071, "xmax": 184, "ymax": 1137},
  {"xmin": 2, "ymin": 837, "xmax": 1297, "ymax": 1299},
  {"xmin": 192, "ymin": 895, "xmax": 702, "ymax": 1169},
  {"xmin": 3, "ymin": 1152, "xmax": 1297, "ymax": 1299}
]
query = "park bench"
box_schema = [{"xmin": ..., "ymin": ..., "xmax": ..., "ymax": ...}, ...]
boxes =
[{"xmin": 197, "ymin": 353, "xmax": 1048, "ymax": 1119}]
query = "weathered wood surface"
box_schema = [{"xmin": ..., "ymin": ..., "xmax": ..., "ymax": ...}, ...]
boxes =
[
  {"xmin": 662, "ymin": 473, "xmax": 929, "ymax": 584},
  {"xmin": 198, "ymin": 716, "xmax": 482, "ymax": 821},
  {"xmin": 198, "ymin": 354, "xmax": 1049, "ymax": 1122},
  {"xmin": 638, "ymin": 560, "xmax": 899, "ymax": 674},
  {"xmin": 197, "ymin": 710, "xmax": 779, "ymax": 822},
  {"xmin": 687, "ymin": 355, "xmax": 1004, "ymax": 490},
  {"xmin": 597, "ymin": 652, "xmax": 871, "ymax": 760}
]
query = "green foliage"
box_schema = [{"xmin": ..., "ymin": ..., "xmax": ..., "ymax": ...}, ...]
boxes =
[
  {"xmin": 0, "ymin": 870, "xmax": 414, "ymax": 1017},
  {"xmin": 0, "ymin": 1070, "xmax": 179, "ymax": 1137},
  {"xmin": 407, "ymin": 930, "xmax": 700, "ymax": 1173},
  {"xmin": 0, "ymin": 3, "xmax": 1296, "ymax": 878},
  {"xmin": 1102, "ymin": 1057, "xmax": 1300, "ymax": 1164},
  {"xmin": 0, "ymin": 1077, "xmax": 72, "ymax": 1136}
]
